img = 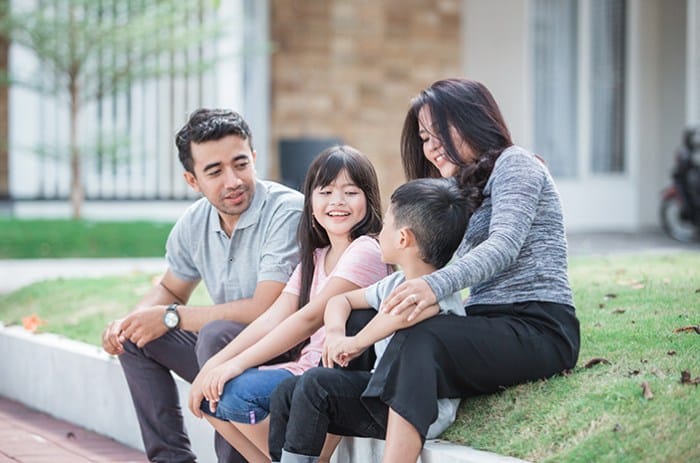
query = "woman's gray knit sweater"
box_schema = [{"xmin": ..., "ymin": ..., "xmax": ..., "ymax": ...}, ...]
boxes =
[{"xmin": 424, "ymin": 145, "xmax": 574, "ymax": 307}]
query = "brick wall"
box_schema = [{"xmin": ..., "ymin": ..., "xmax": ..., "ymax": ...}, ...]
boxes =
[{"xmin": 270, "ymin": 0, "xmax": 461, "ymax": 201}]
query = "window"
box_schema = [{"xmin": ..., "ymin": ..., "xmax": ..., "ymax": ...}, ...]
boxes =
[
  {"xmin": 532, "ymin": 0, "xmax": 578, "ymax": 178},
  {"xmin": 531, "ymin": 0, "xmax": 627, "ymax": 178},
  {"xmin": 590, "ymin": 0, "xmax": 626, "ymax": 173}
]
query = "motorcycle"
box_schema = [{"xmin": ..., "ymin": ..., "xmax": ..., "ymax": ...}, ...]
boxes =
[{"xmin": 660, "ymin": 127, "xmax": 700, "ymax": 242}]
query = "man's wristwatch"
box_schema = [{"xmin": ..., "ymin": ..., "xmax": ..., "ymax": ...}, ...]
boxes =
[{"xmin": 163, "ymin": 303, "xmax": 180, "ymax": 329}]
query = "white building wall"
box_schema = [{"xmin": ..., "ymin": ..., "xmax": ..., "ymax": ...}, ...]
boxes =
[
  {"xmin": 460, "ymin": 0, "xmax": 693, "ymax": 232},
  {"xmin": 462, "ymin": 0, "xmax": 531, "ymax": 148},
  {"xmin": 689, "ymin": 0, "xmax": 700, "ymax": 126}
]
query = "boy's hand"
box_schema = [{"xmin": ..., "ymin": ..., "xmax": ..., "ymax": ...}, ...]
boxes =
[{"xmin": 323, "ymin": 334, "xmax": 363, "ymax": 368}]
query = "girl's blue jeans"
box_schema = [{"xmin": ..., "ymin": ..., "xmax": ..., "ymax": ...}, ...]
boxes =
[{"xmin": 200, "ymin": 367, "xmax": 294, "ymax": 424}]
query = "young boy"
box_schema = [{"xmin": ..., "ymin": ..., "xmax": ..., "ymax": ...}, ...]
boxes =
[{"xmin": 269, "ymin": 177, "xmax": 470, "ymax": 463}]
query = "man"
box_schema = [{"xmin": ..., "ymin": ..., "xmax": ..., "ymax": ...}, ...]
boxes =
[{"xmin": 101, "ymin": 108, "xmax": 303, "ymax": 463}]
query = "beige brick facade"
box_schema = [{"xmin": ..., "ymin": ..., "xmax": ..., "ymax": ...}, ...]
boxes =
[{"xmin": 270, "ymin": 0, "xmax": 461, "ymax": 201}]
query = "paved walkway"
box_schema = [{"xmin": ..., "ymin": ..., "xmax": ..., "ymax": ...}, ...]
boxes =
[
  {"xmin": 0, "ymin": 229, "xmax": 697, "ymax": 462},
  {"xmin": 0, "ymin": 396, "xmax": 146, "ymax": 462}
]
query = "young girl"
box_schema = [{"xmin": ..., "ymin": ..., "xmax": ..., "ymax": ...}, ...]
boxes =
[{"xmin": 187, "ymin": 145, "xmax": 391, "ymax": 462}]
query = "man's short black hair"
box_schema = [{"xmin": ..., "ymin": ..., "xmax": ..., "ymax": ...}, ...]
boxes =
[
  {"xmin": 390, "ymin": 178, "xmax": 469, "ymax": 268},
  {"xmin": 175, "ymin": 108, "xmax": 253, "ymax": 174}
]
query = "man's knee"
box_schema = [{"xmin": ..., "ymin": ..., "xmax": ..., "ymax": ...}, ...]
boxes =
[
  {"xmin": 119, "ymin": 338, "xmax": 147, "ymax": 367},
  {"xmin": 195, "ymin": 320, "xmax": 245, "ymax": 365}
]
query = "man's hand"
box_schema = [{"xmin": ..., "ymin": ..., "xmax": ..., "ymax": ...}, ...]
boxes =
[
  {"xmin": 102, "ymin": 318, "xmax": 125, "ymax": 355},
  {"xmin": 120, "ymin": 306, "xmax": 170, "ymax": 348}
]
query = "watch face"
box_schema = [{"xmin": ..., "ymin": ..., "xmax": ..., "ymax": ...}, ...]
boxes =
[{"xmin": 164, "ymin": 311, "xmax": 179, "ymax": 328}]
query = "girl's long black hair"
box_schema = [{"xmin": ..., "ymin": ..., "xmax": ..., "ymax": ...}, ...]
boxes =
[
  {"xmin": 400, "ymin": 78, "xmax": 513, "ymax": 214},
  {"xmin": 297, "ymin": 145, "xmax": 383, "ymax": 308},
  {"xmin": 285, "ymin": 145, "xmax": 383, "ymax": 360}
]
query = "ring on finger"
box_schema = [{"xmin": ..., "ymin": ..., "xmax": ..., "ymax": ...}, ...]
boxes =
[{"xmin": 409, "ymin": 294, "xmax": 417, "ymax": 304}]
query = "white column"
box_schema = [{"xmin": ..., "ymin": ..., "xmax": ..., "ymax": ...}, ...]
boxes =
[
  {"xmin": 242, "ymin": 0, "xmax": 270, "ymax": 178},
  {"xmin": 688, "ymin": 0, "xmax": 700, "ymax": 125}
]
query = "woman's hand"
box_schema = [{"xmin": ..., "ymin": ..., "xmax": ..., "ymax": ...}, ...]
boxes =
[{"xmin": 381, "ymin": 278, "xmax": 437, "ymax": 321}]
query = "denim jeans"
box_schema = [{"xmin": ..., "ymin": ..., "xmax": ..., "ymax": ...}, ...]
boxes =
[
  {"xmin": 268, "ymin": 368, "xmax": 388, "ymax": 461},
  {"xmin": 201, "ymin": 367, "xmax": 294, "ymax": 424}
]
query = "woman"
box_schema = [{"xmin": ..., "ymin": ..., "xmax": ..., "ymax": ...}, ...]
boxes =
[{"xmin": 270, "ymin": 78, "xmax": 580, "ymax": 463}]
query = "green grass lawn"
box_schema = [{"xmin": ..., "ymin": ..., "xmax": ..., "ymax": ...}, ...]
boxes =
[
  {"xmin": 0, "ymin": 252, "xmax": 698, "ymax": 462},
  {"xmin": 0, "ymin": 218, "xmax": 174, "ymax": 258}
]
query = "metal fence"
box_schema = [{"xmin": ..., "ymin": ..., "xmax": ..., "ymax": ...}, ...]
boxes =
[{"xmin": 7, "ymin": 0, "xmax": 251, "ymax": 202}]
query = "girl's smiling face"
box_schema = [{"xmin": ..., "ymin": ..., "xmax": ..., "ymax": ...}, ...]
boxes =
[{"xmin": 311, "ymin": 168, "xmax": 367, "ymax": 243}]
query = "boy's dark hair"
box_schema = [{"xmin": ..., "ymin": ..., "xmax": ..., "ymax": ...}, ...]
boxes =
[
  {"xmin": 175, "ymin": 108, "xmax": 254, "ymax": 174},
  {"xmin": 390, "ymin": 177, "xmax": 469, "ymax": 268}
]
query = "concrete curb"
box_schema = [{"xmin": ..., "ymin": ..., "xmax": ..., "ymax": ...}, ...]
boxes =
[{"xmin": 0, "ymin": 324, "xmax": 530, "ymax": 463}]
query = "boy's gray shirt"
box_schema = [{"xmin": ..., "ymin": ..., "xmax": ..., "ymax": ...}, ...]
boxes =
[
  {"xmin": 365, "ymin": 271, "xmax": 464, "ymax": 439},
  {"xmin": 165, "ymin": 179, "xmax": 303, "ymax": 305},
  {"xmin": 424, "ymin": 145, "xmax": 574, "ymax": 307}
]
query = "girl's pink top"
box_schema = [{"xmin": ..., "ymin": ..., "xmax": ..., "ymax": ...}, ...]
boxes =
[{"xmin": 259, "ymin": 235, "xmax": 391, "ymax": 375}]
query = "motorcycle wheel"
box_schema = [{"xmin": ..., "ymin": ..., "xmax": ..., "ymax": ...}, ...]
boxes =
[{"xmin": 660, "ymin": 195, "xmax": 699, "ymax": 242}]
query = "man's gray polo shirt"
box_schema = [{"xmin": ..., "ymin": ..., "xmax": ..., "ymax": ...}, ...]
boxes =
[{"xmin": 165, "ymin": 179, "xmax": 304, "ymax": 304}]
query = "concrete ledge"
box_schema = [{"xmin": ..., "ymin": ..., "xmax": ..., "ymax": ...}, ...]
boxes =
[{"xmin": 0, "ymin": 324, "xmax": 529, "ymax": 463}]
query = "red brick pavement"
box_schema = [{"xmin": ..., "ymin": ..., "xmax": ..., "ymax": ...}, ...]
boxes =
[{"xmin": 0, "ymin": 396, "xmax": 147, "ymax": 462}]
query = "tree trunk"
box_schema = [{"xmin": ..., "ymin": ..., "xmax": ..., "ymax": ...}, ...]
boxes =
[
  {"xmin": 69, "ymin": 79, "xmax": 82, "ymax": 219},
  {"xmin": 68, "ymin": 4, "xmax": 82, "ymax": 219}
]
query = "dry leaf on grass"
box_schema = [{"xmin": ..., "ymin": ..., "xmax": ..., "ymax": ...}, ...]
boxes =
[
  {"xmin": 673, "ymin": 325, "xmax": 700, "ymax": 334},
  {"xmin": 680, "ymin": 370, "xmax": 700, "ymax": 385},
  {"xmin": 21, "ymin": 314, "xmax": 47, "ymax": 333},
  {"xmin": 640, "ymin": 381, "xmax": 654, "ymax": 400},
  {"xmin": 584, "ymin": 358, "xmax": 611, "ymax": 368}
]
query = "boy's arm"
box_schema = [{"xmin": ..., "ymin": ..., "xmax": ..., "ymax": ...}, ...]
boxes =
[
  {"xmin": 323, "ymin": 288, "xmax": 370, "ymax": 336},
  {"xmin": 322, "ymin": 289, "xmax": 372, "ymax": 367},
  {"xmin": 336, "ymin": 304, "xmax": 440, "ymax": 367}
]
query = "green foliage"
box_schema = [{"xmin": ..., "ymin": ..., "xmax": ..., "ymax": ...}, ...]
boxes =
[
  {"xmin": 0, "ymin": 0, "xmax": 223, "ymax": 101},
  {"xmin": 0, "ymin": 217, "xmax": 173, "ymax": 258}
]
